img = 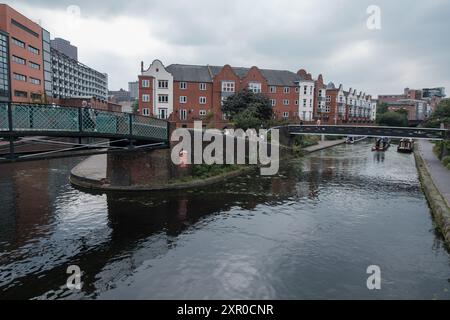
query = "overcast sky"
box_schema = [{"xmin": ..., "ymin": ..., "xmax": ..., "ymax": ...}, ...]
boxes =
[{"xmin": 7, "ymin": 0, "xmax": 450, "ymax": 96}]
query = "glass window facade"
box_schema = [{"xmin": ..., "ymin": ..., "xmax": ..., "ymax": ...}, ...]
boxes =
[
  {"xmin": 0, "ymin": 32, "xmax": 10, "ymax": 101},
  {"xmin": 42, "ymin": 29, "xmax": 52, "ymax": 98}
]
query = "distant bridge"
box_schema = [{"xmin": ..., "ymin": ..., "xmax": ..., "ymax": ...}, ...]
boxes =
[
  {"xmin": 0, "ymin": 102, "xmax": 169, "ymax": 162},
  {"xmin": 288, "ymin": 125, "xmax": 448, "ymax": 140}
]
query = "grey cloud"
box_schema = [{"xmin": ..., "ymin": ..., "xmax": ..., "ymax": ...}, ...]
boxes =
[{"xmin": 8, "ymin": 0, "xmax": 449, "ymax": 95}]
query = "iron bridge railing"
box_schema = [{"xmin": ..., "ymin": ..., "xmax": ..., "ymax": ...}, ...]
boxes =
[
  {"xmin": 0, "ymin": 102, "xmax": 169, "ymax": 142},
  {"xmin": 288, "ymin": 125, "xmax": 448, "ymax": 140}
]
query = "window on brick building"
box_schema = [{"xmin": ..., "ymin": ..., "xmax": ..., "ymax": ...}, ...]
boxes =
[
  {"xmin": 283, "ymin": 99, "xmax": 289, "ymax": 106},
  {"xmin": 14, "ymin": 90, "xmax": 27, "ymax": 98},
  {"xmin": 158, "ymin": 80, "xmax": 168, "ymax": 89},
  {"xmin": 142, "ymin": 94, "xmax": 150, "ymax": 102},
  {"xmin": 142, "ymin": 108, "xmax": 150, "ymax": 116},
  {"xmin": 199, "ymin": 110, "xmax": 207, "ymax": 116},
  {"xmin": 30, "ymin": 77, "xmax": 41, "ymax": 85},
  {"xmin": 180, "ymin": 109, "xmax": 187, "ymax": 120},
  {"xmin": 199, "ymin": 96, "xmax": 207, "ymax": 104},
  {"xmin": 222, "ymin": 81, "xmax": 235, "ymax": 92},
  {"xmin": 284, "ymin": 87, "xmax": 290, "ymax": 94},
  {"xmin": 12, "ymin": 37, "xmax": 25, "ymax": 48},
  {"xmin": 199, "ymin": 83, "xmax": 207, "ymax": 91},
  {"xmin": 248, "ymin": 82, "xmax": 261, "ymax": 93},
  {"xmin": 326, "ymin": 96, "xmax": 331, "ymax": 103},
  {"xmin": 283, "ymin": 112, "xmax": 289, "ymax": 118},
  {"xmin": 270, "ymin": 99, "xmax": 276, "ymax": 107},
  {"xmin": 13, "ymin": 73, "xmax": 26, "ymax": 81},
  {"xmin": 31, "ymin": 93, "xmax": 41, "ymax": 100},
  {"xmin": 180, "ymin": 96, "xmax": 187, "ymax": 104},
  {"xmin": 180, "ymin": 82, "xmax": 187, "ymax": 89},
  {"xmin": 295, "ymin": 87, "xmax": 299, "ymax": 93},
  {"xmin": 28, "ymin": 45, "xmax": 39, "ymax": 55},
  {"xmin": 12, "ymin": 55, "xmax": 26, "ymax": 65},
  {"xmin": 29, "ymin": 61, "xmax": 40, "ymax": 70},
  {"xmin": 270, "ymin": 86, "xmax": 276, "ymax": 93},
  {"xmin": 142, "ymin": 79, "xmax": 150, "ymax": 88},
  {"xmin": 295, "ymin": 100, "xmax": 298, "ymax": 105}
]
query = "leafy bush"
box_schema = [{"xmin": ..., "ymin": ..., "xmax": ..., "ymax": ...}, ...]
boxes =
[
  {"xmin": 192, "ymin": 164, "xmax": 241, "ymax": 178},
  {"xmin": 442, "ymin": 156, "xmax": 450, "ymax": 167},
  {"xmin": 424, "ymin": 98, "xmax": 450, "ymax": 128},
  {"xmin": 222, "ymin": 89, "xmax": 273, "ymax": 129},
  {"xmin": 377, "ymin": 111, "xmax": 408, "ymax": 127}
]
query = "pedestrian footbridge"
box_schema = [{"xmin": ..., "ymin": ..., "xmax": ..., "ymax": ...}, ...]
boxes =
[{"xmin": 0, "ymin": 102, "xmax": 169, "ymax": 162}]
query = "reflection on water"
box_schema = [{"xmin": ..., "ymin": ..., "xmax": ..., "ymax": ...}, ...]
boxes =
[{"xmin": 0, "ymin": 142, "xmax": 449, "ymax": 299}]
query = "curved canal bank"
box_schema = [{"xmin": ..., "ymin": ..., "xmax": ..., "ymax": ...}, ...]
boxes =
[
  {"xmin": 1, "ymin": 141, "xmax": 449, "ymax": 299},
  {"xmin": 69, "ymin": 139, "xmax": 345, "ymax": 191}
]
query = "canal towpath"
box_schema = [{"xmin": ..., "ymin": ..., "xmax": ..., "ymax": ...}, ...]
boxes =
[{"xmin": 417, "ymin": 140, "xmax": 450, "ymax": 208}]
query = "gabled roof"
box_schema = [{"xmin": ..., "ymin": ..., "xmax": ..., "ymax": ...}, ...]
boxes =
[
  {"xmin": 166, "ymin": 64, "xmax": 306, "ymax": 86},
  {"xmin": 260, "ymin": 69, "xmax": 304, "ymax": 86}
]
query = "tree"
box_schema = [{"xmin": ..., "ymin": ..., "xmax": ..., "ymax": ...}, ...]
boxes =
[
  {"xmin": 424, "ymin": 98, "xmax": 450, "ymax": 128},
  {"xmin": 131, "ymin": 100, "xmax": 139, "ymax": 114},
  {"xmin": 221, "ymin": 89, "xmax": 273, "ymax": 128},
  {"xmin": 232, "ymin": 104, "xmax": 265, "ymax": 130},
  {"xmin": 377, "ymin": 111, "xmax": 408, "ymax": 127},
  {"xmin": 376, "ymin": 102, "xmax": 389, "ymax": 115},
  {"xmin": 375, "ymin": 102, "xmax": 389, "ymax": 123}
]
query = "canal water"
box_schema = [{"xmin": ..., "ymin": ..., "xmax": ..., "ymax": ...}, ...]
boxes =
[{"xmin": 0, "ymin": 142, "xmax": 449, "ymax": 299}]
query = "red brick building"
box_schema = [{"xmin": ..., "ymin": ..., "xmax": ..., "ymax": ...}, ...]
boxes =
[
  {"xmin": 0, "ymin": 4, "xmax": 47, "ymax": 103},
  {"xmin": 137, "ymin": 59, "xmax": 376, "ymax": 128}
]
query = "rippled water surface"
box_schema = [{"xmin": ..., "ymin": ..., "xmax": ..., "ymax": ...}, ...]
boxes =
[{"xmin": 0, "ymin": 142, "xmax": 449, "ymax": 299}]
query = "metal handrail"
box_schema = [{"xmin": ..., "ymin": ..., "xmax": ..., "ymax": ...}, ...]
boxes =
[{"xmin": 0, "ymin": 102, "xmax": 169, "ymax": 142}]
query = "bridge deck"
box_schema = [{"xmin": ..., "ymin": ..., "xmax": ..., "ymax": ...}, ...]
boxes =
[
  {"xmin": 0, "ymin": 103, "xmax": 169, "ymax": 143},
  {"xmin": 288, "ymin": 125, "xmax": 448, "ymax": 140}
]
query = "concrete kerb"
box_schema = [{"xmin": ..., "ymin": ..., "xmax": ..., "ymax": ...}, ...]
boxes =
[{"xmin": 414, "ymin": 148, "xmax": 450, "ymax": 244}]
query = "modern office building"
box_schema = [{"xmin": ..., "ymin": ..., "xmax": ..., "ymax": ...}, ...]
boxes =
[
  {"xmin": 422, "ymin": 87, "xmax": 445, "ymax": 99},
  {"xmin": 51, "ymin": 47, "xmax": 108, "ymax": 101},
  {"xmin": 50, "ymin": 37, "xmax": 77, "ymax": 61},
  {"xmin": 128, "ymin": 81, "xmax": 138, "ymax": 100}
]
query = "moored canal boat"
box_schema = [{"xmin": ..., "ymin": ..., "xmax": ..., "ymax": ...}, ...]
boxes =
[
  {"xmin": 372, "ymin": 137, "xmax": 391, "ymax": 152},
  {"xmin": 397, "ymin": 138, "xmax": 414, "ymax": 153}
]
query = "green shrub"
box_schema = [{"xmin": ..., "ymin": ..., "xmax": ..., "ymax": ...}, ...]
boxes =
[
  {"xmin": 377, "ymin": 111, "xmax": 408, "ymax": 127},
  {"xmin": 442, "ymin": 156, "xmax": 450, "ymax": 167},
  {"xmin": 192, "ymin": 164, "xmax": 241, "ymax": 178}
]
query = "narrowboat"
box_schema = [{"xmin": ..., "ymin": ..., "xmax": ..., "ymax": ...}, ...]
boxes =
[
  {"xmin": 397, "ymin": 138, "xmax": 414, "ymax": 153},
  {"xmin": 372, "ymin": 137, "xmax": 390, "ymax": 152}
]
